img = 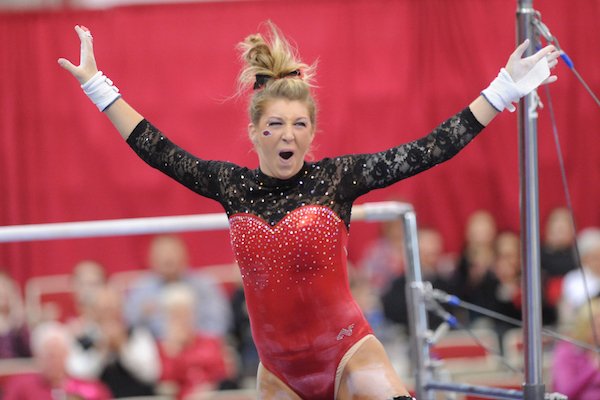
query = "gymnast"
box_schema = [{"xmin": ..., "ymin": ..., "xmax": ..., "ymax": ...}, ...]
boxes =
[{"xmin": 59, "ymin": 22, "xmax": 558, "ymax": 400}]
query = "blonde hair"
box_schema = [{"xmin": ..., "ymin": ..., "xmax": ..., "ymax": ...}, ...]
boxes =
[
  {"xmin": 571, "ymin": 298, "xmax": 600, "ymax": 344},
  {"xmin": 577, "ymin": 228, "xmax": 600, "ymax": 258},
  {"xmin": 237, "ymin": 21, "xmax": 317, "ymax": 125}
]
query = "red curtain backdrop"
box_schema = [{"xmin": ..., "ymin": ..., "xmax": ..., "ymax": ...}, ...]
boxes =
[{"xmin": 1, "ymin": 0, "xmax": 599, "ymax": 285}]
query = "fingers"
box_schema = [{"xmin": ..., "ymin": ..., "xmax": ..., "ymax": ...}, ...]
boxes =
[
  {"xmin": 547, "ymin": 49, "xmax": 561, "ymax": 61},
  {"xmin": 75, "ymin": 25, "xmax": 93, "ymax": 42},
  {"xmin": 543, "ymin": 75, "xmax": 558, "ymax": 85},
  {"xmin": 57, "ymin": 57, "xmax": 76, "ymax": 73},
  {"xmin": 75, "ymin": 25, "xmax": 94, "ymax": 58},
  {"xmin": 530, "ymin": 44, "xmax": 556, "ymax": 64},
  {"xmin": 511, "ymin": 39, "xmax": 530, "ymax": 59},
  {"xmin": 58, "ymin": 25, "xmax": 99, "ymax": 84}
]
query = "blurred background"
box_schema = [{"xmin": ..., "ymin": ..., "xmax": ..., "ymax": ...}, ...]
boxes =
[
  {"xmin": 1, "ymin": 0, "xmax": 599, "ymax": 398},
  {"xmin": 1, "ymin": 0, "xmax": 598, "ymax": 284}
]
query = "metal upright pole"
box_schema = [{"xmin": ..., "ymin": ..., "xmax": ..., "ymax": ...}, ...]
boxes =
[
  {"xmin": 403, "ymin": 210, "xmax": 433, "ymax": 400},
  {"xmin": 516, "ymin": 1, "xmax": 546, "ymax": 399}
]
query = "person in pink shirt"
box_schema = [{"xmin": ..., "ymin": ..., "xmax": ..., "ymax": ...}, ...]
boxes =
[{"xmin": 552, "ymin": 297, "xmax": 600, "ymax": 399}]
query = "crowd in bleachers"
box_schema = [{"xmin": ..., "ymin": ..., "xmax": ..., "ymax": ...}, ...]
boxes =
[{"xmin": 1, "ymin": 207, "xmax": 600, "ymax": 399}]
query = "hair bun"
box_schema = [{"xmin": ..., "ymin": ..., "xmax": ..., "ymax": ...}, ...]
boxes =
[
  {"xmin": 236, "ymin": 21, "xmax": 315, "ymax": 93},
  {"xmin": 244, "ymin": 34, "xmax": 273, "ymax": 71}
]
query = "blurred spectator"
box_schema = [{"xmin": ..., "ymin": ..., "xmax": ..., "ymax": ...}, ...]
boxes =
[
  {"xmin": 489, "ymin": 232, "xmax": 523, "ymax": 339},
  {"xmin": 456, "ymin": 210, "xmax": 497, "ymax": 279},
  {"xmin": 124, "ymin": 234, "xmax": 232, "ymax": 338},
  {"xmin": 559, "ymin": 228, "xmax": 600, "ymax": 326},
  {"xmin": 0, "ymin": 270, "xmax": 30, "ymax": 358},
  {"xmin": 492, "ymin": 232, "xmax": 522, "ymax": 311},
  {"xmin": 158, "ymin": 283, "xmax": 237, "ymax": 399},
  {"xmin": 452, "ymin": 210, "xmax": 498, "ymax": 325},
  {"xmin": 3, "ymin": 321, "xmax": 110, "ymax": 400},
  {"xmin": 67, "ymin": 260, "xmax": 107, "ymax": 342},
  {"xmin": 67, "ymin": 286, "xmax": 160, "ymax": 398},
  {"xmin": 358, "ymin": 218, "xmax": 405, "ymax": 295},
  {"xmin": 541, "ymin": 208, "xmax": 578, "ymax": 313},
  {"xmin": 229, "ymin": 284, "xmax": 259, "ymax": 380},
  {"xmin": 381, "ymin": 227, "xmax": 455, "ymax": 330},
  {"xmin": 552, "ymin": 298, "xmax": 600, "ymax": 399},
  {"xmin": 483, "ymin": 231, "xmax": 556, "ymax": 341},
  {"xmin": 541, "ymin": 207, "xmax": 578, "ymax": 278},
  {"xmin": 418, "ymin": 228, "xmax": 455, "ymax": 285}
]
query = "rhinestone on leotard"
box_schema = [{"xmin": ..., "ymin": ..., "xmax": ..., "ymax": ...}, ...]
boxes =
[{"xmin": 230, "ymin": 206, "xmax": 341, "ymax": 291}]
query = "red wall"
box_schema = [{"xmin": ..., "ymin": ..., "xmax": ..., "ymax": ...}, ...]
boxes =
[{"xmin": 1, "ymin": 0, "xmax": 599, "ymax": 285}]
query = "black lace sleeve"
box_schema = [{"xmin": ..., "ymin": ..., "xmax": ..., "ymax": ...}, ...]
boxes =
[
  {"xmin": 338, "ymin": 107, "xmax": 486, "ymax": 200},
  {"xmin": 126, "ymin": 119, "xmax": 237, "ymax": 203}
]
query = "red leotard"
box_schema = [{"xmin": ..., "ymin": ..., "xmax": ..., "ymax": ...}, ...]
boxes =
[
  {"xmin": 126, "ymin": 107, "xmax": 485, "ymax": 399},
  {"xmin": 230, "ymin": 206, "xmax": 372, "ymax": 399}
]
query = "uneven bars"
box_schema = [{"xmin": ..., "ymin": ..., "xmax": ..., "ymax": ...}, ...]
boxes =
[{"xmin": 0, "ymin": 201, "xmax": 413, "ymax": 243}]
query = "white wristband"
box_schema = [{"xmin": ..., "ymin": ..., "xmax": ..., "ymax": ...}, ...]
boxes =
[
  {"xmin": 481, "ymin": 58, "xmax": 550, "ymax": 113},
  {"xmin": 481, "ymin": 68, "xmax": 520, "ymax": 113},
  {"xmin": 81, "ymin": 71, "xmax": 121, "ymax": 112}
]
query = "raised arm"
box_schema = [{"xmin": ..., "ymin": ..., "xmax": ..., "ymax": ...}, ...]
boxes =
[
  {"xmin": 339, "ymin": 41, "xmax": 560, "ymax": 199},
  {"xmin": 58, "ymin": 25, "xmax": 142, "ymax": 140}
]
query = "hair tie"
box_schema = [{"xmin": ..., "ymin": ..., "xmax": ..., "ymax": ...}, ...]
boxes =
[
  {"xmin": 253, "ymin": 70, "xmax": 302, "ymax": 90},
  {"xmin": 253, "ymin": 74, "xmax": 271, "ymax": 90},
  {"xmin": 285, "ymin": 70, "xmax": 301, "ymax": 78}
]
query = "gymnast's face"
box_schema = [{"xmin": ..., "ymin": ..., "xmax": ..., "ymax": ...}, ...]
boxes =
[{"xmin": 249, "ymin": 99, "xmax": 315, "ymax": 180}]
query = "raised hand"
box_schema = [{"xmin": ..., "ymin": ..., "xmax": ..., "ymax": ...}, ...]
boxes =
[
  {"xmin": 480, "ymin": 39, "xmax": 561, "ymax": 114},
  {"xmin": 58, "ymin": 25, "xmax": 99, "ymax": 85},
  {"xmin": 505, "ymin": 39, "xmax": 559, "ymax": 85}
]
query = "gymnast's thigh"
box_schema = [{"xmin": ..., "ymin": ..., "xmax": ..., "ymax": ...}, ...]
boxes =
[
  {"xmin": 336, "ymin": 336, "xmax": 411, "ymax": 400},
  {"xmin": 256, "ymin": 363, "xmax": 302, "ymax": 400}
]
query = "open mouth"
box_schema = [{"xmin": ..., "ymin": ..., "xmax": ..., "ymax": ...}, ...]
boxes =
[{"xmin": 279, "ymin": 151, "xmax": 294, "ymax": 160}]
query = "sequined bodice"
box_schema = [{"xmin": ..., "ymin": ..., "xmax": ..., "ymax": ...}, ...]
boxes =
[
  {"xmin": 230, "ymin": 206, "xmax": 343, "ymax": 291},
  {"xmin": 229, "ymin": 205, "xmax": 358, "ymax": 344}
]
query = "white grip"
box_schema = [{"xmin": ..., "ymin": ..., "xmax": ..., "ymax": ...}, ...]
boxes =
[
  {"xmin": 481, "ymin": 57, "xmax": 550, "ymax": 113},
  {"xmin": 81, "ymin": 71, "xmax": 121, "ymax": 112}
]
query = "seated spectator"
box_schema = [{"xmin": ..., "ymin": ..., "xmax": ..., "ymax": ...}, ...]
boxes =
[
  {"xmin": 455, "ymin": 210, "xmax": 497, "ymax": 283},
  {"xmin": 418, "ymin": 227, "xmax": 456, "ymax": 286},
  {"xmin": 381, "ymin": 227, "xmax": 455, "ymax": 331},
  {"xmin": 124, "ymin": 234, "xmax": 232, "ymax": 338},
  {"xmin": 541, "ymin": 207, "xmax": 578, "ymax": 278},
  {"xmin": 158, "ymin": 283, "xmax": 237, "ymax": 399},
  {"xmin": 3, "ymin": 321, "xmax": 110, "ymax": 400},
  {"xmin": 67, "ymin": 260, "xmax": 107, "ymax": 341},
  {"xmin": 67, "ymin": 286, "xmax": 160, "ymax": 398},
  {"xmin": 560, "ymin": 228, "xmax": 600, "ymax": 326},
  {"xmin": 541, "ymin": 208, "xmax": 578, "ymax": 313},
  {"xmin": 489, "ymin": 231, "xmax": 523, "ymax": 340},
  {"xmin": 479, "ymin": 231, "xmax": 555, "ymax": 341},
  {"xmin": 552, "ymin": 298, "xmax": 600, "ymax": 399},
  {"xmin": 0, "ymin": 270, "xmax": 30, "ymax": 358},
  {"xmin": 229, "ymin": 282, "xmax": 259, "ymax": 380},
  {"xmin": 452, "ymin": 211, "xmax": 498, "ymax": 325}
]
